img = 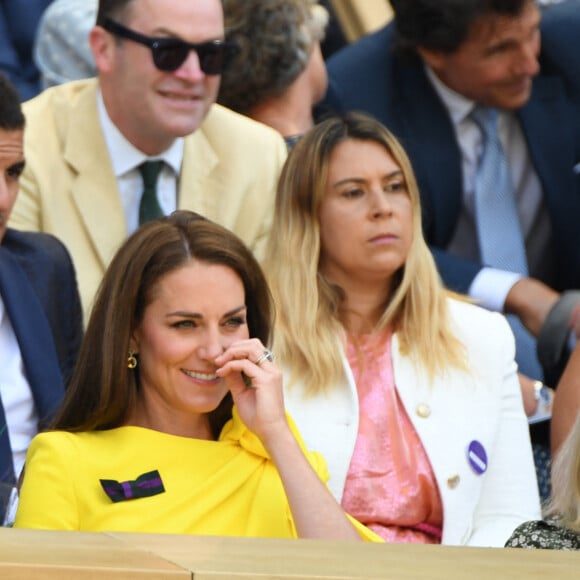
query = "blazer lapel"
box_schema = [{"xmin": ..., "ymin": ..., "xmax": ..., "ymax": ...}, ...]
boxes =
[
  {"xmin": 519, "ymin": 76, "xmax": 576, "ymax": 208},
  {"xmin": 394, "ymin": 60, "xmax": 464, "ymax": 247},
  {"xmin": 0, "ymin": 247, "xmax": 64, "ymax": 426},
  {"xmin": 62, "ymin": 82, "xmax": 127, "ymax": 269},
  {"xmin": 390, "ymin": 333, "xmax": 480, "ymax": 483},
  {"xmin": 518, "ymin": 74, "xmax": 580, "ymax": 286},
  {"xmin": 177, "ymin": 112, "xmax": 219, "ymax": 220}
]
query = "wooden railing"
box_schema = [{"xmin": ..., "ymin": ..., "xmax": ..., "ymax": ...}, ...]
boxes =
[{"xmin": 1, "ymin": 527, "xmax": 580, "ymax": 579}]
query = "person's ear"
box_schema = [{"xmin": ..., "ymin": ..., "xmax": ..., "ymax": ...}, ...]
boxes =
[{"xmin": 89, "ymin": 25, "xmax": 117, "ymax": 74}]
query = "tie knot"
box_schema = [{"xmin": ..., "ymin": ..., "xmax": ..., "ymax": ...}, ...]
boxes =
[
  {"xmin": 138, "ymin": 160, "xmax": 164, "ymax": 189},
  {"xmin": 470, "ymin": 106, "xmax": 499, "ymax": 138}
]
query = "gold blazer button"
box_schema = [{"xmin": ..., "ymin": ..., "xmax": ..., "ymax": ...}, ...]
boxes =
[{"xmin": 447, "ymin": 475, "xmax": 460, "ymax": 489}]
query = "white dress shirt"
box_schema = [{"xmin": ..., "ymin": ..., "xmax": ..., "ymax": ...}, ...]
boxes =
[
  {"xmin": 97, "ymin": 90, "xmax": 184, "ymax": 235},
  {"xmin": 0, "ymin": 297, "xmax": 38, "ymax": 479}
]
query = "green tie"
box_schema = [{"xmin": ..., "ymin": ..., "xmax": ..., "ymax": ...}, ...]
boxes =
[{"xmin": 138, "ymin": 161, "xmax": 164, "ymax": 225}]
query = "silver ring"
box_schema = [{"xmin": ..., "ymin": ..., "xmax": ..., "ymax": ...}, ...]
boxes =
[{"xmin": 254, "ymin": 349, "xmax": 274, "ymax": 366}]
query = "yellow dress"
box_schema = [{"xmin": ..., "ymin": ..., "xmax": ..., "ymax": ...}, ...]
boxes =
[{"xmin": 14, "ymin": 409, "xmax": 379, "ymax": 540}]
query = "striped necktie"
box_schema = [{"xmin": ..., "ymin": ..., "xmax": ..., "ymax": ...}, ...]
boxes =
[{"xmin": 0, "ymin": 396, "xmax": 15, "ymax": 523}]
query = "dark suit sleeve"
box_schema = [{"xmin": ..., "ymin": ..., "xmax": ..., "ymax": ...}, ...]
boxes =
[
  {"xmin": 5, "ymin": 230, "xmax": 83, "ymax": 386},
  {"xmin": 41, "ymin": 235, "xmax": 83, "ymax": 387},
  {"xmin": 431, "ymin": 249, "xmax": 482, "ymax": 294}
]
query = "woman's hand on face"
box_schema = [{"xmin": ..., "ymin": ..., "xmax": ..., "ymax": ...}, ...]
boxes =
[{"xmin": 215, "ymin": 339, "xmax": 288, "ymax": 442}]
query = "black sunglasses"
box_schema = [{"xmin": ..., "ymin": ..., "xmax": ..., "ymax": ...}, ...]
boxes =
[{"xmin": 102, "ymin": 18, "xmax": 238, "ymax": 75}]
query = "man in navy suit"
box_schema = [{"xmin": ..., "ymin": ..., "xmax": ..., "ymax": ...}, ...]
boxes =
[
  {"xmin": 323, "ymin": 0, "xmax": 580, "ymax": 400},
  {"xmin": 0, "ymin": 72, "xmax": 82, "ymax": 522}
]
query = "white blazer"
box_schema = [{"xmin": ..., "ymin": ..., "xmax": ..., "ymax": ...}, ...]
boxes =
[{"xmin": 283, "ymin": 299, "xmax": 541, "ymax": 547}]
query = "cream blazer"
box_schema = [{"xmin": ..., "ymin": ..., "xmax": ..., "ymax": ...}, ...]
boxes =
[
  {"xmin": 11, "ymin": 79, "xmax": 287, "ymax": 321},
  {"xmin": 283, "ymin": 299, "xmax": 541, "ymax": 547}
]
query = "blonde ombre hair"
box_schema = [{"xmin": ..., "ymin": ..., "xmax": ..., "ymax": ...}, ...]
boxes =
[
  {"xmin": 545, "ymin": 411, "xmax": 580, "ymax": 531},
  {"xmin": 263, "ymin": 112, "xmax": 467, "ymax": 392}
]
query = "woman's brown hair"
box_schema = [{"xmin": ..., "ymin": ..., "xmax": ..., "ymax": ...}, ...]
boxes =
[{"xmin": 53, "ymin": 210, "xmax": 273, "ymax": 438}]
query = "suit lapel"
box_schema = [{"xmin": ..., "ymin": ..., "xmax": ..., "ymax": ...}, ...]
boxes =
[
  {"xmin": 61, "ymin": 86, "xmax": 225, "ymax": 253},
  {"xmin": 394, "ymin": 61, "xmax": 464, "ymax": 247},
  {"xmin": 519, "ymin": 75, "xmax": 576, "ymax": 205},
  {"xmin": 390, "ymin": 333, "xmax": 479, "ymax": 481},
  {"xmin": 177, "ymin": 112, "xmax": 219, "ymax": 219},
  {"xmin": 62, "ymin": 81, "xmax": 127, "ymax": 269},
  {"xmin": 518, "ymin": 74, "xmax": 580, "ymax": 284},
  {"xmin": 0, "ymin": 247, "xmax": 64, "ymax": 426}
]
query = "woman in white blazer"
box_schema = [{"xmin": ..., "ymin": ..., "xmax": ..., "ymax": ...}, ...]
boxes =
[{"xmin": 263, "ymin": 112, "xmax": 540, "ymax": 547}]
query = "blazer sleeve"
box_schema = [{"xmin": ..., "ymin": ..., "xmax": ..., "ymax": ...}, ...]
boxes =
[
  {"xmin": 468, "ymin": 315, "xmax": 541, "ymax": 546},
  {"xmin": 14, "ymin": 432, "xmax": 79, "ymax": 530},
  {"xmin": 8, "ymin": 231, "xmax": 83, "ymax": 384},
  {"xmin": 431, "ymin": 247, "xmax": 482, "ymax": 295},
  {"xmin": 43, "ymin": 234, "xmax": 83, "ymax": 384}
]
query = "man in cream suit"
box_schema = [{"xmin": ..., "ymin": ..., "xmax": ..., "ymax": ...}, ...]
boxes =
[{"xmin": 9, "ymin": 0, "xmax": 287, "ymax": 321}]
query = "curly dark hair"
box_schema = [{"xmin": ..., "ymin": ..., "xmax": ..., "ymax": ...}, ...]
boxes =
[{"xmin": 218, "ymin": 0, "xmax": 328, "ymax": 114}]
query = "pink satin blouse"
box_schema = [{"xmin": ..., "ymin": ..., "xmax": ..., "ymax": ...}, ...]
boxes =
[{"xmin": 342, "ymin": 332, "xmax": 443, "ymax": 543}]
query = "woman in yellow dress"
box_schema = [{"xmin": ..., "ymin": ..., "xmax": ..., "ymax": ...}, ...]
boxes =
[{"xmin": 14, "ymin": 210, "xmax": 377, "ymax": 541}]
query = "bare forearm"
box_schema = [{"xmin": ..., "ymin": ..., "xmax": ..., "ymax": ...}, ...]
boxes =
[
  {"xmin": 504, "ymin": 278, "xmax": 558, "ymax": 336},
  {"xmin": 263, "ymin": 425, "xmax": 361, "ymax": 541},
  {"xmin": 215, "ymin": 339, "xmax": 362, "ymax": 540}
]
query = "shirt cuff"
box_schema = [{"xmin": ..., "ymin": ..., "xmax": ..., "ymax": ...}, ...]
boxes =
[{"xmin": 467, "ymin": 268, "xmax": 523, "ymax": 312}]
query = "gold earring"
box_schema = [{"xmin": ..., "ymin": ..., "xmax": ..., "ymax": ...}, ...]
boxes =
[{"xmin": 127, "ymin": 351, "xmax": 137, "ymax": 369}]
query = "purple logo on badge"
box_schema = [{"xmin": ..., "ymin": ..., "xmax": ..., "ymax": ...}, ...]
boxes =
[{"xmin": 467, "ymin": 440, "xmax": 487, "ymax": 475}]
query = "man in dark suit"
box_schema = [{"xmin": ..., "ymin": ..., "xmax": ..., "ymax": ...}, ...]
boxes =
[
  {"xmin": 323, "ymin": 0, "xmax": 580, "ymax": 400},
  {"xmin": 0, "ymin": 72, "xmax": 82, "ymax": 522}
]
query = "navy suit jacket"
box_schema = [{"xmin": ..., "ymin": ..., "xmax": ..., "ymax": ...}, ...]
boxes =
[
  {"xmin": 0, "ymin": 0, "xmax": 53, "ymax": 100},
  {"xmin": 0, "ymin": 228, "xmax": 82, "ymax": 427},
  {"xmin": 324, "ymin": 1, "xmax": 580, "ymax": 294}
]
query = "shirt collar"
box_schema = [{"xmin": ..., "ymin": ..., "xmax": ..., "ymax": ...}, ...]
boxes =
[
  {"xmin": 424, "ymin": 64, "xmax": 476, "ymax": 126},
  {"xmin": 96, "ymin": 88, "xmax": 184, "ymax": 177}
]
